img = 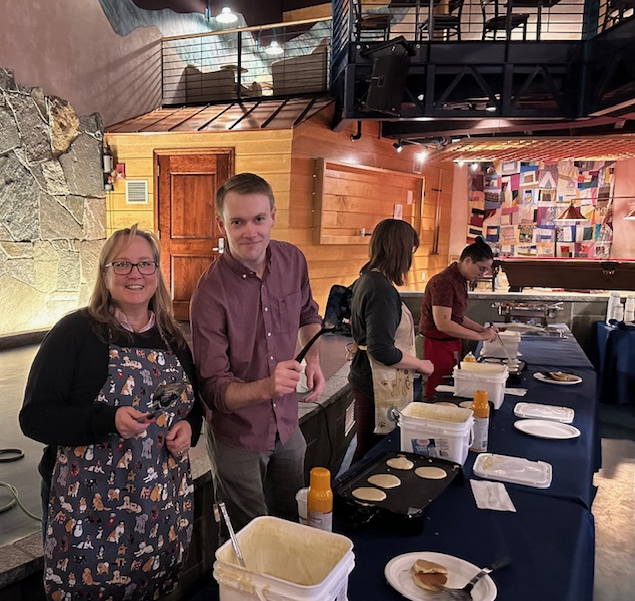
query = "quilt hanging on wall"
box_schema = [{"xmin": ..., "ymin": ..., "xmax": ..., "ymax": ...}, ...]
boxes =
[{"xmin": 467, "ymin": 160, "xmax": 614, "ymax": 258}]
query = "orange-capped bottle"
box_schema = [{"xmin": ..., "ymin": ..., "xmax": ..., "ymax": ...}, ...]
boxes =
[
  {"xmin": 464, "ymin": 351, "xmax": 477, "ymax": 363},
  {"xmin": 307, "ymin": 467, "xmax": 333, "ymax": 531},
  {"xmin": 470, "ymin": 389, "xmax": 490, "ymax": 453}
]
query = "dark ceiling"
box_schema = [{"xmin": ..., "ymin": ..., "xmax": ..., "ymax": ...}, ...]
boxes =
[{"xmin": 131, "ymin": 1, "xmax": 324, "ymax": 27}]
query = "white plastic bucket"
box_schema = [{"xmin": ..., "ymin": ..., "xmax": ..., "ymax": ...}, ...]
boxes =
[
  {"xmin": 398, "ymin": 402, "xmax": 474, "ymax": 465},
  {"xmin": 213, "ymin": 516, "xmax": 355, "ymax": 601},
  {"xmin": 453, "ymin": 364, "xmax": 509, "ymax": 409}
]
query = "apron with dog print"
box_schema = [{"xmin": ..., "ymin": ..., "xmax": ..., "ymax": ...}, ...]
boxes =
[{"xmin": 43, "ymin": 341, "xmax": 194, "ymax": 601}]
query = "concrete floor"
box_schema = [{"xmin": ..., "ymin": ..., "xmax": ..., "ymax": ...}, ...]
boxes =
[{"xmin": 1, "ymin": 342, "xmax": 634, "ymax": 599}]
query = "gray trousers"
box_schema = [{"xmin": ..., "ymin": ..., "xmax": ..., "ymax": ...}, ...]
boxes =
[{"xmin": 210, "ymin": 427, "xmax": 307, "ymax": 533}]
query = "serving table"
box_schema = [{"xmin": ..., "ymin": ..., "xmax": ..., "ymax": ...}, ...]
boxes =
[
  {"xmin": 594, "ymin": 320, "xmax": 635, "ymax": 405},
  {"xmin": 334, "ymin": 324, "xmax": 598, "ymax": 600}
]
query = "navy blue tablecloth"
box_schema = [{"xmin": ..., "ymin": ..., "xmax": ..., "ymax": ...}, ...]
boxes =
[
  {"xmin": 594, "ymin": 320, "xmax": 635, "ymax": 405},
  {"xmin": 513, "ymin": 326, "xmax": 594, "ymax": 369},
  {"xmin": 335, "ymin": 327, "xmax": 598, "ymax": 601},
  {"xmin": 337, "ymin": 483, "xmax": 594, "ymax": 601}
]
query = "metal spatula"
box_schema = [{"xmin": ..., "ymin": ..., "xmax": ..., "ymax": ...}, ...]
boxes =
[
  {"xmin": 435, "ymin": 556, "xmax": 510, "ymax": 600},
  {"xmin": 214, "ymin": 501, "xmax": 246, "ymax": 568}
]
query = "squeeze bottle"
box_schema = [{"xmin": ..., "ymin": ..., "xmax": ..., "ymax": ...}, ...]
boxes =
[
  {"xmin": 470, "ymin": 390, "xmax": 490, "ymax": 453},
  {"xmin": 307, "ymin": 467, "xmax": 333, "ymax": 531}
]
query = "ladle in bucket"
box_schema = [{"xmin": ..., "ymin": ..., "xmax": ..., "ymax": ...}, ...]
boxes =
[
  {"xmin": 295, "ymin": 284, "xmax": 352, "ymax": 363},
  {"xmin": 214, "ymin": 502, "xmax": 246, "ymax": 568}
]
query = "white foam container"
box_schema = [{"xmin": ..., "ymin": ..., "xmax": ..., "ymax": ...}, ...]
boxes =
[
  {"xmin": 480, "ymin": 330, "xmax": 521, "ymax": 359},
  {"xmin": 213, "ymin": 516, "xmax": 355, "ymax": 601},
  {"xmin": 473, "ymin": 453, "xmax": 552, "ymax": 488},
  {"xmin": 452, "ymin": 364, "xmax": 509, "ymax": 410},
  {"xmin": 398, "ymin": 402, "xmax": 474, "ymax": 465}
]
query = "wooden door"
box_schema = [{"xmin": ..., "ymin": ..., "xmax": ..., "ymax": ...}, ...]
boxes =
[{"xmin": 156, "ymin": 150, "xmax": 233, "ymax": 321}]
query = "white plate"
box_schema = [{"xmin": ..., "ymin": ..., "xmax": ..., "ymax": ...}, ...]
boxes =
[
  {"xmin": 384, "ymin": 552, "xmax": 497, "ymax": 601},
  {"xmin": 514, "ymin": 419, "xmax": 581, "ymax": 440},
  {"xmin": 533, "ymin": 372, "xmax": 582, "ymax": 385},
  {"xmin": 513, "ymin": 402, "xmax": 574, "ymax": 423}
]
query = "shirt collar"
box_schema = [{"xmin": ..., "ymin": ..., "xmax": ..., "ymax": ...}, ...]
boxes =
[
  {"xmin": 223, "ymin": 245, "xmax": 272, "ymax": 279},
  {"xmin": 449, "ymin": 262, "xmax": 468, "ymax": 286},
  {"xmin": 114, "ymin": 308, "xmax": 156, "ymax": 333}
]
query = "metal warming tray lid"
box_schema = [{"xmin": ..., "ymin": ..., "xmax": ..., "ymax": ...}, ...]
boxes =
[{"xmin": 334, "ymin": 450, "xmax": 462, "ymax": 534}]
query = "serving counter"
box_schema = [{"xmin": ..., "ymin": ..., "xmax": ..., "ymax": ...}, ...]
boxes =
[{"xmin": 334, "ymin": 324, "xmax": 599, "ymax": 600}]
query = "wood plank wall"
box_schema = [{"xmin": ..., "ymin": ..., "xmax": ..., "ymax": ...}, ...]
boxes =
[
  {"xmin": 290, "ymin": 106, "xmax": 455, "ymax": 310},
  {"xmin": 105, "ymin": 106, "xmax": 456, "ymax": 314},
  {"xmin": 103, "ymin": 130, "xmax": 294, "ymax": 234}
]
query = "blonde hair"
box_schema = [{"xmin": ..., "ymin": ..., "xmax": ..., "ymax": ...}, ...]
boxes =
[{"xmin": 88, "ymin": 224, "xmax": 186, "ymax": 348}]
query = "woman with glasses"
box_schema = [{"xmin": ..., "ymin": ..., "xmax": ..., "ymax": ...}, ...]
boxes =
[
  {"xmin": 348, "ymin": 219, "xmax": 435, "ymax": 461},
  {"xmin": 20, "ymin": 225, "xmax": 203, "ymax": 601},
  {"xmin": 419, "ymin": 236, "xmax": 498, "ymax": 399}
]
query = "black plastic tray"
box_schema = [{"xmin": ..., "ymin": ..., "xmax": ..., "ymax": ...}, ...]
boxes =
[{"xmin": 334, "ymin": 450, "xmax": 462, "ymax": 534}]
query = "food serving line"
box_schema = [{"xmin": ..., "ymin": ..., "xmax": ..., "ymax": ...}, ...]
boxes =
[{"xmin": 333, "ymin": 324, "xmax": 599, "ymax": 601}]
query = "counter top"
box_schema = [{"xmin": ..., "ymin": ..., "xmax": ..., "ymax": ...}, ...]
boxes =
[{"xmin": 400, "ymin": 288, "xmax": 631, "ymax": 301}]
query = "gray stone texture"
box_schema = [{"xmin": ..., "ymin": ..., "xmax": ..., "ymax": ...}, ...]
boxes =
[
  {"xmin": 5, "ymin": 89, "xmax": 51, "ymax": 164},
  {"xmin": 59, "ymin": 129, "xmax": 106, "ymax": 198},
  {"xmin": 0, "ymin": 69, "xmax": 106, "ymax": 337},
  {"xmin": 0, "ymin": 106, "xmax": 20, "ymax": 153}
]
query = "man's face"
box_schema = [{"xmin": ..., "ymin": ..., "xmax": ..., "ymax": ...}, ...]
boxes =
[{"xmin": 217, "ymin": 190, "xmax": 276, "ymax": 271}]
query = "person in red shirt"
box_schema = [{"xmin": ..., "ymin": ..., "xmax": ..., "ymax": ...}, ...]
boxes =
[{"xmin": 419, "ymin": 237, "xmax": 498, "ymax": 398}]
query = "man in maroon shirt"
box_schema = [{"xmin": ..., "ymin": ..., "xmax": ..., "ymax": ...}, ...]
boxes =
[
  {"xmin": 419, "ymin": 237, "xmax": 498, "ymax": 398},
  {"xmin": 190, "ymin": 173, "xmax": 325, "ymax": 531}
]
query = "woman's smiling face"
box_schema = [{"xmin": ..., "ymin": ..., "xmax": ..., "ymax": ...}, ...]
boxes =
[{"xmin": 104, "ymin": 235, "xmax": 158, "ymax": 314}]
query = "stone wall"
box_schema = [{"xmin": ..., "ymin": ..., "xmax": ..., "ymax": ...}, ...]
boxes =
[{"xmin": 0, "ymin": 68, "xmax": 106, "ymax": 338}]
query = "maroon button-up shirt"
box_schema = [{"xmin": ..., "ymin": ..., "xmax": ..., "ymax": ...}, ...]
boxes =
[
  {"xmin": 190, "ymin": 240, "xmax": 322, "ymax": 452},
  {"xmin": 419, "ymin": 262, "xmax": 469, "ymax": 336}
]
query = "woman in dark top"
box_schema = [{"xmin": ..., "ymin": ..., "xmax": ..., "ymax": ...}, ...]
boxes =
[
  {"xmin": 348, "ymin": 220, "xmax": 434, "ymax": 461},
  {"xmin": 419, "ymin": 236, "xmax": 499, "ymax": 398},
  {"xmin": 20, "ymin": 225, "xmax": 203, "ymax": 601}
]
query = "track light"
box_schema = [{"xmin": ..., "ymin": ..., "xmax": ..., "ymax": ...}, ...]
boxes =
[
  {"xmin": 216, "ymin": 6, "xmax": 238, "ymax": 24},
  {"xmin": 393, "ymin": 142, "xmax": 404, "ymax": 153}
]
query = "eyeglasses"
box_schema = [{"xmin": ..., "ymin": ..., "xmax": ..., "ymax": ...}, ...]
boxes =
[
  {"xmin": 105, "ymin": 261, "xmax": 158, "ymax": 276},
  {"xmin": 475, "ymin": 263, "xmax": 490, "ymax": 274}
]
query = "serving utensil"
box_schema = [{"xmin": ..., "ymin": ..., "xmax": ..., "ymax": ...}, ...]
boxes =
[
  {"xmin": 214, "ymin": 501, "xmax": 246, "ymax": 568},
  {"xmin": 435, "ymin": 556, "xmax": 510, "ymax": 600},
  {"xmin": 135, "ymin": 381, "xmax": 189, "ymax": 423}
]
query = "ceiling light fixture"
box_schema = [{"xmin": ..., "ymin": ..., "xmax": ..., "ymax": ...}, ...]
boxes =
[
  {"xmin": 216, "ymin": 6, "xmax": 238, "ymax": 24},
  {"xmin": 624, "ymin": 206, "xmax": 635, "ymax": 220},
  {"xmin": 265, "ymin": 40, "xmax": 284, "ymax": 55},
  {"xmin": 393, "ymin": 142, "xmax": 404, "ymax": 153},
  {"xmin": 554, "ymin": 202, "xmax": 587, "ymax": 222}
]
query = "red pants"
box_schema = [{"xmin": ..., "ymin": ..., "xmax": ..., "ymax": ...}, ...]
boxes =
[{"xmin": 424, "ymin": 336, "xmax": 462, "ymax": 399}]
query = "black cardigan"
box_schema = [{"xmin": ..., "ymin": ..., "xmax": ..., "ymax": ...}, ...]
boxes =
[{"xmin": 19, "ymin": 309, "xmax": 204, "ymax": 482}]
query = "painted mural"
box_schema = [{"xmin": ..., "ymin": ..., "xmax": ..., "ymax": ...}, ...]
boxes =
[{"xmin": 468, "ymin": 161, "xmax": 615, "ymax": 258}]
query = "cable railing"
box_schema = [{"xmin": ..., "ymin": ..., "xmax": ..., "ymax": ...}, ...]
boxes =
[{"xmin": 161, "ymin": 17, "xmax": 332, "ymax": 106}]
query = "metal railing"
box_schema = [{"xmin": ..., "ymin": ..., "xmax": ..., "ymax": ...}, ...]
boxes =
[
  {"xmin": 332, "ymin": 0, "xmax": 633, "ymax": 51},
  {"xmin": 161, "ymin": 17, "xmax": 332, "ymax": 106}
]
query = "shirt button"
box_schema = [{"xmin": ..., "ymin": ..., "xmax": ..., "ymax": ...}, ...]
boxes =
[
  {"xmin": 267, "ymin": 332, "xmax": 271, "ymax": 337},
  {"xmin": 270, "ymin": 356, "xmax": 274, "ymax": 361},
  {"xmin": 242, "ymin": 274, "xmax": 247, "ymax": 279},
  {"xmin": 264, "ymin": 307, "xmax": 269, "ymax": 312},
  {"xmin": 272, "ymin": 402, "xmax": 276, "ymax": 408}
]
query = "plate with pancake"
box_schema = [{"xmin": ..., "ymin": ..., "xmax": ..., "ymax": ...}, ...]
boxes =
[
  {"xmin": 533, "ymin": 371, "xmax": 582, "ymax": 385},
  {"xmin": 385, "ymin": 551, "xmax": 497, "ymax": 601}
]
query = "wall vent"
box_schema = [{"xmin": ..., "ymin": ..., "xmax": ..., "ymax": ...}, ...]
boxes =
[{"xmin": 126, "ymin": 180, "xmax": 148, "ymax": 204}]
